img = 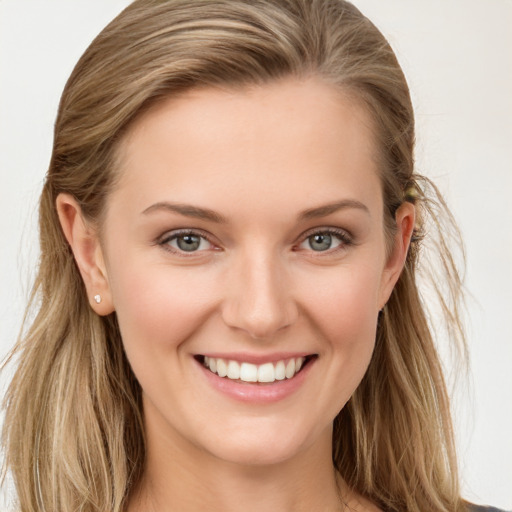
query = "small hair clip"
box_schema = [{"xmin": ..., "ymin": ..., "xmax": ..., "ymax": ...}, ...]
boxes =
[{"xmin": 404, "ymin": 184, "xmax": 419, "ymax": 203}]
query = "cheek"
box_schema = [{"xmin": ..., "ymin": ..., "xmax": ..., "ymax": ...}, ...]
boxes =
[
  {"xmin": 304, "ymin": 263, "xmax": 382, "ymax": 333},
  {"xmin": 107, "ymin": 258, "xmax": 219, "ymax": 357},
  {"xmin": 281, "ymin": 263, "xmax": 383, "ymax": 425},
  {"xmin": 298, "ymin": 263, "xmax": 382, "ymax": 381}
]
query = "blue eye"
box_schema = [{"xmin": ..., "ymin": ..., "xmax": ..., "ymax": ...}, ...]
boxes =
[
  {"xmin": 160, "ymin": 231, "xmax": 213, "ymax": 253},
  {"xmin": 298, "ymin": 229, "xmax": 350, "ymax": 252},
  {"xmin": 307, "ymin": 233, "xmax": 336, "ymax": 251}
]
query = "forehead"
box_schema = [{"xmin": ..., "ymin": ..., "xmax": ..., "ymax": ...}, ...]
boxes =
[{"xmin": 111, "ymin": 77, "xmax": 381, "ymax": 220}]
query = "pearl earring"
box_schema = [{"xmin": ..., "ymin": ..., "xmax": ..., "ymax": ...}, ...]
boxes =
[{"xmin": 94, "ymin": 294, "xmax": 102, "ymax": 304}]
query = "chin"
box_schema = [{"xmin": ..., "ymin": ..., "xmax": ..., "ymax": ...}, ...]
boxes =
[
  {"xmin": 211, "ymin": 442, "xmax": 304, "ymax": 468},
  {"xmin": 197, "ymin": 417, "xmax": 331, "ymax": 468}
]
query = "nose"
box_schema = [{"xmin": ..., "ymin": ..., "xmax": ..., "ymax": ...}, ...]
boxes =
[{"xmin": 221, "ymin": 249, "xmax": 298, "ymax": 340}]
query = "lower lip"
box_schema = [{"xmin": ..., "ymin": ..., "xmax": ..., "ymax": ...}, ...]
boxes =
[{"xmin": 196, "ymin": 358, "xmax": 315, "ymax": 403}]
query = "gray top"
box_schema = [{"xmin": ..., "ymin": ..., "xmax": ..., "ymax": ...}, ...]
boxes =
[{"xmin": 468, "ymin": 505, "xmax": 509, "ymax": 512}]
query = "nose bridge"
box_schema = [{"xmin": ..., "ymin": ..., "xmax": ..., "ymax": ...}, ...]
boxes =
[{"xmin": 222, "ymin": 245, "xmax": 296, "ymax": 339}]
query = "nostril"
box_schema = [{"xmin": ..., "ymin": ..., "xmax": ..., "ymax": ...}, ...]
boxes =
[{"xmin": 222, "ymin": 304, "xmax": 298, "ymax": 340}]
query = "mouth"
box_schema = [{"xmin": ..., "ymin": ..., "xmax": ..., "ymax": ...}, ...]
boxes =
[{"xmin": 195, "ymin": 354, "xmax": 317, "ymax": 384}]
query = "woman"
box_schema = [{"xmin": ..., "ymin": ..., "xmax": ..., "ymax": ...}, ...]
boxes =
[{"xmin": 1, "ymin": 1, "xmax": 506, "ymax": 511}]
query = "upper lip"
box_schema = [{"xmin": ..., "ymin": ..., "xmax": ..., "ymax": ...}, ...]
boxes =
[{"xmin": 196, "ymin": 352, "xmax": 316, "ymax": 365}]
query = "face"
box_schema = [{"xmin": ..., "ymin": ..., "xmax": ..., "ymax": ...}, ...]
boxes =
[{"xmin": 95, "ymin": 78, "xmax": 410, "ymax": 467}]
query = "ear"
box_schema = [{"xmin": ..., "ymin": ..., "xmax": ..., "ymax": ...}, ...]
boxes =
[
  {"xmin": 56, "ymin": 193, "xmax": 115, "ymax": 315},
  {"xmin": 378, "ymin": 202, "xmax": 416, "ymax": 309}
]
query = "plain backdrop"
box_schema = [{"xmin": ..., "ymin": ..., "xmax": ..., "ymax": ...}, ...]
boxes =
[{"xmin": 1, "ymin": 0, "xmax": 511, "ymax": 509}]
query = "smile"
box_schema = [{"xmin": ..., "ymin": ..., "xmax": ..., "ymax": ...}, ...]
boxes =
[{"xmin": 201, "ymin": 356, "xmax": 313, "ymax": 383}]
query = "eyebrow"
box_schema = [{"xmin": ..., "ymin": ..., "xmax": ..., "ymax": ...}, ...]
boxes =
[
  {"xmin": 298, "ymin": 200, "xmax": 370, "ymax": 220},
  {"xmin": 142, "ymin": 202, "xmax": 227, "ymax": 223},
  {"xmin": 141, "ymin": 198, "xmax": 370, "ymax": 223}
]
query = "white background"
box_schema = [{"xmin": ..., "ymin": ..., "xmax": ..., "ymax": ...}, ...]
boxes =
[{"xmin": 1, "ymin": 0, "xmax": 511, "ymax": 509}]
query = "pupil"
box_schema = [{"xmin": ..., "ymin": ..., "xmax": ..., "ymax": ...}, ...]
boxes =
[
  {"xmin": 310, "ymin": 234, "xmax": 331, "ymax": 251},
  {"xmin": 177, "ymin": 235, "xmax": 200, "ymax": 251}
]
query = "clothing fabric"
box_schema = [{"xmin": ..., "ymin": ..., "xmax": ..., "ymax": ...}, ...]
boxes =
[{"xmin": 468, "ymin": 505, "xmax": 510, "ymax": 512}]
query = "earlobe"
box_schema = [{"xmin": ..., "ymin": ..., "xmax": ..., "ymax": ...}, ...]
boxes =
[
  {"xmin": 56, "ymin": 193, "xmax": 115, "ymax": 315},
  {"xmin": 379, "ymin": 202, "xmax": 416, "ymax": 308}
]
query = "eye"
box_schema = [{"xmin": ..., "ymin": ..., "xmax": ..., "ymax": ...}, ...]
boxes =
[
  {"xmin": 297, "ymin": 228, "xmax": 352, "ymax": 253},
  {"xmin": 159, "ymin": 230, "xmax": 215, "ymax": 254}
]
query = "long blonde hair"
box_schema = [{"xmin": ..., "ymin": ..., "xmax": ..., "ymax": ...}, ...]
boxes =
[{"xmin": 2, "ymin": 1, "xmax": 466, "ymax": 511}]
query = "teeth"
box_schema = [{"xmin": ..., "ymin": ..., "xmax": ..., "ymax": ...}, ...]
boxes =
[
  {"xmin": 275, "ymin": 360, "xmax": 286, "ymax": 380},
  {"xmin": 285, "ymin": 359, "xmax": 296, "ymax": 379},
  {"xmin": 257, "ymin": 362, "xmax": 275, "ymax": 383},
  {"xmin": 227, "ymin": 360, "xmax": 240, "ymax": 379},
  {"xmin": 240, "ymin": 362, "xmax": 258, "ymax": 382},
  {"xmin": 216, "ymin": 358, "xmax": 227, "ymax": 377},
  {"xmin": 203, "ymin": 356, "xmax": 306, "ymax": 383}
]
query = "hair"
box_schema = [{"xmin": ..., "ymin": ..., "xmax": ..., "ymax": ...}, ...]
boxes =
[{"xmin": 2, "ymin": 1, "xmax": 467, "ymax": 511}]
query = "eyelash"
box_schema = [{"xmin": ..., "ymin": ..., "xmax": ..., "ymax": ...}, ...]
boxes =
[{"xmin": 156, "ymin": 227, "xmax": 353, "ymax": 256}]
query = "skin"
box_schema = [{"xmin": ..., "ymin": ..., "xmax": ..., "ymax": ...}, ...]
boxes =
[{"xmin": 57, "ymin": 77, "xmax": 414, "ymax": 512}]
